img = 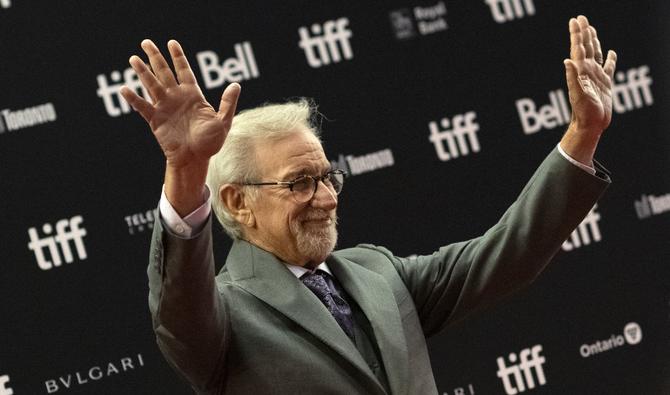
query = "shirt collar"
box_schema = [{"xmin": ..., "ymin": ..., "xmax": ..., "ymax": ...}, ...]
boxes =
[{"xmin": 285, "ymin": 261, "xmax": 332, "ymax": 278}]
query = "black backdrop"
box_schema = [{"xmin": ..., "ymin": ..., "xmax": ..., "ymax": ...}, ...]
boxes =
[{"xmin": 1, "ymin": 1, "xmax": 668, "ymax": 394}]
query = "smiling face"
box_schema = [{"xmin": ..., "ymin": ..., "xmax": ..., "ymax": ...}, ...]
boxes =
[{"xmin": 244, "ymin": 129, "xmax": 338, "ymax": 267}]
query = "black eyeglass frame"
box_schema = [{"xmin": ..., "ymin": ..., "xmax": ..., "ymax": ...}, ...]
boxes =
[{"xmin": 239, "ymin": 169, "xmax": 347, "ymax": 201}]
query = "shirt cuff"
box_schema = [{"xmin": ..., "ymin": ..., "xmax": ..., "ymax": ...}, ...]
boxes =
[
  {"xmin": 158, "ymin": 185, "xmax": 211, "ymax": 238},
  {"xmin": 556, "ymin": 143, "xmax": 596, "ymax": 175}
]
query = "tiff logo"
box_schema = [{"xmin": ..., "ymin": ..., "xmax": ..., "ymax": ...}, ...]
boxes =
[
  {"xmin": 485, "ymin": 0, "xmax": 535, "ymax": 23},
  {"xmin": 0, "ymin": 375, "xmax": 13, "ymax": 395},
  {"xmin": 195, "ymin": 42, "xmax": 259, "ymax": 90},
  {"xmin": 298, "ymin": 17, "xmax": 353, "ymax": 68},
  {"xmin": 428, "ymin": 111, "xmax": 480, "ymax": 161},
  {"xmin": 562, "ymin": 204, "xmax": 601, "ymax": 251},
  {"xmin": 516, "ymin": 65, "xmax": 653, "ymax": 134},
  {"xmin": 97, "ymin": 68, "xmax": 150, "ymax": 117},
  {"xmin": 28, "ymin": 215, "xmax": 87, "ymax": 270},
  {"xmin": 496, "ymin": 344, "xmax": 546, "ymax": 395},
  {"xmin": 612, "ymin": 65, "xmax": 653, "ymax": 113},
  {"xmin": 0, "ymin": 0, "xmax": 10, "ymax": 9}
]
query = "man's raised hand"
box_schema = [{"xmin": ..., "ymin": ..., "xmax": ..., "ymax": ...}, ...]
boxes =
[
  {"xmin": 564, "ymin": 15, "xmax": 617, "ymax": 136},
  {"xmin": 561, "ymin": 15, "xmax": 617, "ymax": 165},
  {"xmin": 120, "ymin": 39, "xmax": 241, "ymax": 215},
  {"xmin": 120, "ymin": 39, "xmax": 241, "ymax": 170}
]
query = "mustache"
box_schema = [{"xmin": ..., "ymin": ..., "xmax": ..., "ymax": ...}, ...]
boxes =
[{"xmin": 299, "ymin": 210, "xmax": 338, "ymax": 223}]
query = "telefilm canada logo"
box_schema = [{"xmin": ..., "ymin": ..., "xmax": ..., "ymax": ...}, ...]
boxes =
[
  {"xmin": 496, "ymin": 344, "xmax": 547, "ymax": 395},
  {"xmin": 124, "ymin": 208, "xmax": 159, "ymax": 235},
  {"xmin": 389, "ymin": 1, "xmax": 448, "ymax": 40},
  {"xmin": 44, "ymin": 353, "xmax": 145, "ymax": 393},
  {"xmin": 329, "ymin": 148, "xmax": 395, "ymax": 177},
  {"xmin": 579, "ymin": 322, "xmax": 642, "ymax": 358},
  {"xmin": 97, "ymin": 42, "xmax": 260, "ymax": 117}
]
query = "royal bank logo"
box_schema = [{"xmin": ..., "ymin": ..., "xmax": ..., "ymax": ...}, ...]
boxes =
[
  {"xmin": 330, "ymin": 148, "xmax": 394, "ymax": 177},
  {"xmin": 389, "ymin": 1, "xmax": 448, "ymax": 40},
  {"xmin": 562, "ymin": 204, "xmax": 602, "ymax": 251},
  {"xmin": 125, "ymin": 208, "xmax": 159, "ymax": 235},
  {"xmin": 428, "ymin": 111, "xmax": 481, "ymax": 162},
  {"xmin": 0, "ymin": 103, "xmax": 57, "ymax": 134},
  {"xmin": 27, "ymin": 215, "xmax": 88, "ymax": 270},
  {"xmin": 634, "ymin": 192, "xmax": 670, "ymax": 219},
  {"xmin": 298, "ymin": 17, "xmax": 353, "ymax": 68},
  {"xmin": 0, "ymin": 375, "xmax": 13, "ymax": 395},
  {"xmin": 0, "ymin": 0, "xmax": 10, "ymax": 9},
  {"xmin": 496, "ymin": 344, "xmax": 547, "ymax": 395},
  {"xmin": 580, "ymin": 322, "xmax": 642, "ymax": 358},
  {"xmin": 516, "ymin": 65, "xmax": 653, "ymax": 134},
  {"xmin": 485, "ymin": 0, "xmax": 536, "ymax": 23},
  {"xmin": 44, "ymin": 353, "xmax": 144, "ymax": 393},
  {"xmin": 98, "ymin": 42, "xmax": 259, "ymax": 117}
]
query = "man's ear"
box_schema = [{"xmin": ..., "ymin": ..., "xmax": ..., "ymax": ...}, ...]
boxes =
[{"xmin": 220, "ymin": 184, "xmax": 255, "ymax": 227}]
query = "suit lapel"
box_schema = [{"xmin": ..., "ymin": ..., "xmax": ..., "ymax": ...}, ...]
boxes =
[
  {"xmin": 225, "ymin": 240, "xmax": 385, "ymax": 394},
  {"xmin": 328, "ymin": 254, "xmax": 410, "ymax": 395}
]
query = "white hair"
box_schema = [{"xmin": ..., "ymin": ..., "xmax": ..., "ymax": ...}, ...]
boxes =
[{"xmin": 206, "ymin": 98, "xmax": 321, "ymax": 239}]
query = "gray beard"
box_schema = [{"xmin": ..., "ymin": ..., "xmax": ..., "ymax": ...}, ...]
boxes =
[{"xmin": 291, "ymin": 211, "xmax": 338, "ymax": 261}]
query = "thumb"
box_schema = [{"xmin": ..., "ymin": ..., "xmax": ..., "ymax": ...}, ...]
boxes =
[
  {"xmin": 563, "ymin": 59, "xmax": 580, "ymax": 94},
  {"xmin": 218, "ymin": 83, "xmax": 241, "ymax": 123}
]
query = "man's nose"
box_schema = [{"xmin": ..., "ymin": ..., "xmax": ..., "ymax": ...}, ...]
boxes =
[{"xmin": 311, "ymin": 180, "xmax": 338, "ymax": 210}]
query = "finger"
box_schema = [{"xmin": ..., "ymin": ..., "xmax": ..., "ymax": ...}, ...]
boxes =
[
  {"xmin": 129, "ymin": 55, "xmax": 163, "ymax": 102},
  {"xmin": 578, "ymin": 16, "xmax": 594, "ymax": 60},
  {"xmin": 217, "ymin": 83, "xmax": 241, "ymax": 126},
  {"xmin": 120, "ymin": 85, "xmax": 155, "ymax": 123},
  {"xmin": 603, "ymin": 50, "xmax": 618, "ymax": 80},
  {"xmin": 590, "ymin": 26, "xmax": 603, "ymax": 65},
  {"xmin": 141, "ymin": 39, "xmax": 178, "ymax": 87},
  {"xmin": 569, "ymin": 18, "xmax": 585, "ymax": 61},
  {"xmin": 167, "ymin": 40, "xmax": 197, "ymax": 85}
]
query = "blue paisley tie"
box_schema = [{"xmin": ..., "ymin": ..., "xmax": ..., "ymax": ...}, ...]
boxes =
[{"xmin": 301, "ymin": 270, "xmax": 355, "ymax": 341}]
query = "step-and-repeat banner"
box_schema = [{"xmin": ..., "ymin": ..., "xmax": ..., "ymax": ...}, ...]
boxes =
[{"xmin": 1, "ymin": 1, "xmax": 668, "ymax": 394}]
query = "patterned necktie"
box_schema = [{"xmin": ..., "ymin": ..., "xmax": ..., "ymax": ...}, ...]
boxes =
[{"xmin": 301, "ymin": 270, "xmax": 356, "ymax": 341}]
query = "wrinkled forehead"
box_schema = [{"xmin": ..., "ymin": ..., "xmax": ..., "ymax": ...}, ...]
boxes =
[{"xmin": 254, "ymin": 130, "xmax": 330, "ymax": 180}]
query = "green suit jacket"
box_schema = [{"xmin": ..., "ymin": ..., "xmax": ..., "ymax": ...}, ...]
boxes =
[{"xmin": 148, "ymin": 148, "xmax": 610, "ymax": 394}]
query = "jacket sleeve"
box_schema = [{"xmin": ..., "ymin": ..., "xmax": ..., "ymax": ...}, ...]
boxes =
[
  {"xmin": 148, "ymin": 214, "xmax": 228, "ymax": 392},
  {"xmin": 387, "ymin": 148, "xmax": 611, "ymax": 337}
]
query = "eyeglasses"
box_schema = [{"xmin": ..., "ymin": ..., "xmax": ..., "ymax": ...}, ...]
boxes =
[{"xmin": 241, "ymin": 170, "xmax": 347, "ymax": 203}]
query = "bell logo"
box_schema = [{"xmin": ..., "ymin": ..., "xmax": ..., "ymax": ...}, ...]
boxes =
[
  {"xmin": 496, "ymin": 344, "xmax": 547, "ymax": 395},
  {"xmin": 624, "ymin": 322, "xmax": 642, "ymax": 345},
  {"xmin": 298, "ymin": 17, "xmax": 354, "ymax": 68},
  {"xmin": 195, "ymin": 42, "xmax": 260, "ymax": 90},
  {"xmin": 27, "ymin": 215, "xmax": 88, "ymax": 270},
  {"xmin": 0, "ymin": 375, "xmax": 13, "ymax": 395}
]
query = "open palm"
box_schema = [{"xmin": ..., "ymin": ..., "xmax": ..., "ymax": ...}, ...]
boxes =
[
  {"xmin": 564, "ymin": 16, "xmax": 617, "ymax": 134},
  {"xmin": 120, "ymin": 39, "xmax": 240, "ymax": 169}
]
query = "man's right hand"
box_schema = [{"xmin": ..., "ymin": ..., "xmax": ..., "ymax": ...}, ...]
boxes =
[{"xmin": 120, "ymin": 39, "xmax": 241, "ymax": 216}]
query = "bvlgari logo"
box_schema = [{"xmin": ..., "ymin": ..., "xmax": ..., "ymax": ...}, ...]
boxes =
[{"xmin": 44, "ymin": 354, "xmax": 145, "ymax": 393}]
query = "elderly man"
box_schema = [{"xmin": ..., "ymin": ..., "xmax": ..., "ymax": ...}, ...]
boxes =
[{"xmin": 121, "ymin": 15, "xmax": 616, "ymax": 395}]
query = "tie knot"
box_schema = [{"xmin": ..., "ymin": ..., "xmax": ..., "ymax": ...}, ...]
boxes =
[{"xmin": 301, "ymin": 270, "xmax": 330, "ymax": 299}]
